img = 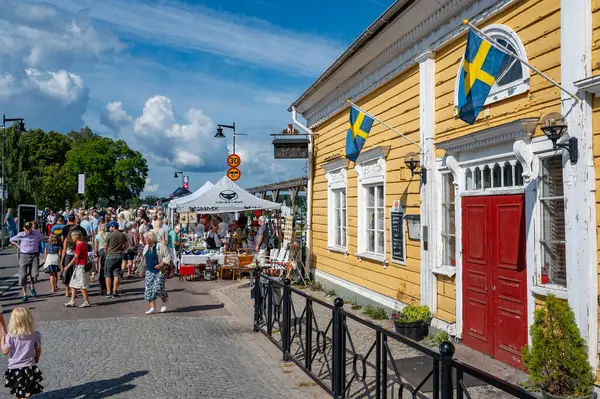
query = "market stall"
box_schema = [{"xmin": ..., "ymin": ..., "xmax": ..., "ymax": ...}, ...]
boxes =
[{"xmin": 176, "ymin": 176, "xmax": 281, "ymax": 280}]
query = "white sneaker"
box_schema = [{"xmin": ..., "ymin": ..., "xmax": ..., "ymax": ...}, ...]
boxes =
[
  {"xmin": 160, "ymin": 305, "xmax": 167, "ymax": 313},
  {"xmin": 145, "ymin": 308, "xmax": 155, "ymax": 315}
]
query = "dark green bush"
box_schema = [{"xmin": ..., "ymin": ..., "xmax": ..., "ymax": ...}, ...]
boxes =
[{"xmin": 522, "ymin": 294, "xmax": 594, "ymax": 397}]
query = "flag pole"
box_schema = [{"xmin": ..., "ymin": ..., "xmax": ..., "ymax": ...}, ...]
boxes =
[
  {"xmin": 346, "ymin": 100, "xmax": 424, "ymax": 152},
  {"xmin": 464, "ymin": 20, "xmax": 580, "ymax": 102}
]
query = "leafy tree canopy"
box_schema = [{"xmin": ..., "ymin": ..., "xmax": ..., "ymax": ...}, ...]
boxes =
[{"xmin": 3, "ymin": 125, "xmax": 148, "ymax": 209}]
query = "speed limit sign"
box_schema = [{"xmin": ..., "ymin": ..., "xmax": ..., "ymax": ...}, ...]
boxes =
[{"xmin": 227, "ymin": 154, "xmax": 241, "ymax": 168}]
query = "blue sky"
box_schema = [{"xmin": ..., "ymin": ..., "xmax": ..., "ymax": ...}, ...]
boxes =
[{"xmin": 0, "ymin": 0, "xmax": 390, "ymax": 196}]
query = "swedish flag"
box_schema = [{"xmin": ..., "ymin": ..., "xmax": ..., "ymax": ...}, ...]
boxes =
[
  {"xmin": 345, "ymin": 105, "xmax": 374, "ymax": 162},
  {"xmin": 457, "ymin": 29, "xmax": 511, "ymax": 124}
]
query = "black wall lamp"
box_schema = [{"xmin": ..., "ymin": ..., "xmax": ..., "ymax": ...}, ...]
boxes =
[
  {"xmin": 404, "ymin": 152, "xmax": 427, "ymax": 184},
  {"xmin": 540, "ymin": 112, "xmax": 577, "ymax": 163}
]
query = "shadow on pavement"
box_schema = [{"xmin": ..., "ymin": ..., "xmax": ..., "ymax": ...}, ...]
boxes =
[
  {"xmin": 37, "ymin": 370, "xmax": 148, "ymax": 399},
  {"xmin": 170, "ymin": 303, "xmax": 224, "ymax": 313}
]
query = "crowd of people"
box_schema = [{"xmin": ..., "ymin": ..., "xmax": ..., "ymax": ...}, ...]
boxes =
[{"xmin": 6, "ymin": 205, "xmax": 177, "ymax": 314}]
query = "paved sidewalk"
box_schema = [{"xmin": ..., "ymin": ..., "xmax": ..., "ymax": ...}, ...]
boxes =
[{"xmin": 220, "ymin": 280, "xmax": 530, "ymax": 399}]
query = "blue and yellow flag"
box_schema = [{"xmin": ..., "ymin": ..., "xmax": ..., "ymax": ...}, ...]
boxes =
[
  {"xmin": 345, "ymin": 105, "xmax": 374, "ymax": 162},
  {"xmin": 457, "ymin": 29, "xmax": 511, "ymax": 124}
]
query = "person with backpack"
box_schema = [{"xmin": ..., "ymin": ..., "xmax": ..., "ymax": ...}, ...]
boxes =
[{"xmin": 42, "ymin": 235, "xmax": 61, "ymax": 293}]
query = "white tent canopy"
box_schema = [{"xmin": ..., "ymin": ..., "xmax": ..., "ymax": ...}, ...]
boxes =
[
  {"xmin": 168, "ymin": 181, "xmax": 214, "ymax": 209},
  {"xmin": 176, "ymin": 176, "xmax": 281, "ymax": 213}
]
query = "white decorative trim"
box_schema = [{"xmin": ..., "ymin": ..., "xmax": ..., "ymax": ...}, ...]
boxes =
[
  {"xmin": 432, "ymin": 266, "xmax": 457, "ymax": 277},
  {"xmin": 325, "ymin": 159, "xmax": 348, "ymax": 251},
  {"xmin": 356, "ymin": 147, "xmax": 387, "ymax": 259},
  {"xmin": 301, "ymin": 0, "xmax": 518, "ymax": 127},
  {"xmin": 453, "ymin": 24, "xmax": 530, "ymax": 108},
  {"xmin": 444, "ymin": 155, "xmax": 459, "ymax": 183},
  {"xmin": 355, "ymin": 252, "xmax": 387, "ymax": 264},
  {"xmin": 323, "ymin": 158, "xmax": 349, "ymax": 173},
  {"xmin": 530, "ymin": 286, "xmax": 569, "ymax": 300},
  {"xmin": 437, "ymin": 118, "xmax": 538, "ymax": 154},
  {"xmin": 419, "ymin": 52, "xmax": 437, "ymax": 311},
  {"xmin": 328, "ymin": 247, "xmax": 349, "ymax": 258},
  {"xmin": 574, "ymin": 74, "xmax": 600, "ymax": 96},
  {"xmin": 513, "ymin": 139, "xmax": 534, "ymax": 182},
  {"xmin": 560, "ymin": 0, "xmax": 597, "ymax": 371},
  {"xmin": 355, "ymin": 146, "xmax": 390, "ymax": 164},
  {"xmin": 414, "ymin": 50, "xmax": 436, "ymax": 64}
]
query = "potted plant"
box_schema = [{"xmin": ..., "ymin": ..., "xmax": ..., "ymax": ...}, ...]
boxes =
[
  {"xmin": 392, "ymin": 304, "xmax": 432, "ymax": 341},
  {"xmin": 522, "ymin": 294, "xmax": 595, "ymax": 399}
]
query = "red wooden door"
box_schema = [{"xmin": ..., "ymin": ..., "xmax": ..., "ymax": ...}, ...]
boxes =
[{"xmin": 462, "ymin": 195, "xmax": 527, "ymax": 369}]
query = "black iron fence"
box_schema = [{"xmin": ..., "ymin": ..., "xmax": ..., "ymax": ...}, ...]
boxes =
[{"xmin": 252, "ymin": 270, "xmax": 538, "ymax": 399}]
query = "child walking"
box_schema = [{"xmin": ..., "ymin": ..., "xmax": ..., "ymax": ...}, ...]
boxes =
[
  {"xmin": 1, "ymin": 307, "xmax": 43, "ymax": 398},
  {"xmin": 43, "ymin": 235, "xmax": 61, "ymax": 293}
]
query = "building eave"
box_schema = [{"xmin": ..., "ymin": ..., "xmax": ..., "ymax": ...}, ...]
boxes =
[{"xmin": 288, "ymin": 0, "xmax": 418, "ymax": 113}]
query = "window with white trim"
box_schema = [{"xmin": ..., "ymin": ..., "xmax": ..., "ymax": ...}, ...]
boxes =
[
  {"xmin": 355, "ymin": 147, "xmax": 388, "ymax": 261},
  {"xmin": 332, "ymin": 189, "xmax": 347, "ymax": 248},
  {"xmin": 324, "ymin": 159, "xmax": 348, "ymax": 252},
  {"xmin": 539, "ymin": 155, "xmax": 566, "ymax": 288},
  {"xmin": 454, "ymin": 24, "xmax": 530, "ymax": 107},
  {"xmin": 441, "ymin": 173, "xmax": 456, "ymax": 267},
  {"xmin": 366, "ymin": 185, "xmax": 385, "ymax": 254}
]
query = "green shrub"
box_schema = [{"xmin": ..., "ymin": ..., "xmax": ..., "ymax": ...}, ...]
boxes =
[
  {"xmin": 522, "ymin": 294, "xmax": 594, "ymax": 397},
  {"xmin": 392, "ymin": 305, "xmax": 431, "ymax": 323},
  {"xmin": 362, "ymin": 305, "xmax": 388, "ymax": 320}
]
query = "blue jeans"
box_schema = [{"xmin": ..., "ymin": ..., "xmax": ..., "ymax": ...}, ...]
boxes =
[{"xmin": 8, "ymin": 227, "xmax": 16, "ymax": 239}]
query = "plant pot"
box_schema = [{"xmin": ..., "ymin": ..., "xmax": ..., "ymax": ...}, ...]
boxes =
[
  {"xmin": 393, "ymin": 320, "xmax": 429, "ymax": 341},
  {"xmin": 542, "ymin": 391, "xmax": 593, "ymax": 399}
]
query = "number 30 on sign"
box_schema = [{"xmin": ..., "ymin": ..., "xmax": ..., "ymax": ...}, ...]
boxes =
[
  {"xmin": 227, "ymin": 167, "xmax": 241, "ymax": 181},
  {"xmin": 227, "ymin": 154, "xmax": 241, "ymax": 167}
]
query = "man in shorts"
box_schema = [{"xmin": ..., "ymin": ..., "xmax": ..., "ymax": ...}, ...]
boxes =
[
  {"xmin": 104, "ymin": 221, "xmax": 127, "ymax": 298},
  {"xmin": 10, "ymin": 222, "xmax": 44, "ymax": 302}
]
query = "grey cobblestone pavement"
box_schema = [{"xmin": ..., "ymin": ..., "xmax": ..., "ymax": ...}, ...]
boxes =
[
  {"xmin": 0, "ymin": 247, "xmax": 327, "ymax": 399},
  {"xmin": 221, "ymin": 281, "xmax": 531, "ymax": 399},
  {"xmin": 15, "ymin": 316, "xmax": 316, "ymax": 399}
]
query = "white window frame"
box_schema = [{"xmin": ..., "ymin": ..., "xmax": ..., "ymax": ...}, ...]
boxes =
[
  {"xmin": 534, "ymin": 152, "xmax": 567, "ymax": 293},
  {"xmin": 439, "ymin": 172, "xmax": 456, "ymax": 270},
  {"xmin": 454, "ymin": 24, "xmax": 530, "ymax": 108},
  {"xmin": 355, "ymin": 147, "xmax": 388, "ymax": 264},
  {"xmin": 324, "ymin": 158, "xmax": 349, "ymax": 254}
]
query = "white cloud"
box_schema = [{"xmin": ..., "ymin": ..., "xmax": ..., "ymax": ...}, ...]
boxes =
[
  {"xmin": 0, "ymin": 0, "xmax": 123, "ymax": 132},
  {"xmin": 43, "ymin": 0, "xmax": 343, "ymax": 76},
  {"xmin": 102, "ymin": 95, "xmax": 229, "ymax": 172},
  {"xmin": 144, "ymin": 178, "xmax": 159, "ymax": 193}
]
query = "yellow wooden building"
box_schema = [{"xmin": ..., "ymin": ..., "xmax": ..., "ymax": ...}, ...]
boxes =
[{"xmin": 291, "ymin": 0, "xmax": 600, "ymax": 372}]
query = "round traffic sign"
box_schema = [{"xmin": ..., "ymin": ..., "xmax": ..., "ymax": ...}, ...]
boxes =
[
  {"xmin": 227, "ymin": 154, "xmax": 241, "ymax": 168},
  {"xmin": 227, "ymin": 167, "xmax": 241, "ymax": 181}
]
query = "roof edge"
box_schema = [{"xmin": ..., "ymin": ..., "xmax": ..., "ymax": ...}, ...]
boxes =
[{"xmin": 288, "ymin": 0, "xmax": 417, "ymax": 113}]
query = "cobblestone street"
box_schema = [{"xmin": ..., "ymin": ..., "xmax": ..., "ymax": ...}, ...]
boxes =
[{"xmin": 0, "ymin": 251, "xmax": 327, "ymax": 399}]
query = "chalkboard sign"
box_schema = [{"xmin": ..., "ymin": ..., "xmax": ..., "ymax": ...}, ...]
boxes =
[{"xmin": 390, "ymin": 210, "xmax": 405, "ymax": 264}]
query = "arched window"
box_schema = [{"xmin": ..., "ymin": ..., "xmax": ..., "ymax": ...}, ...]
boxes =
[{"xmin": 454, "ymin": 24, "xmax": 530, "ymax": 107}]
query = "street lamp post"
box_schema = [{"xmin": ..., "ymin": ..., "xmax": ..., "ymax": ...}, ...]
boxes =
[
  {"xmin": 173, "ymin": 170, "xmax": 184, "ymax": 188},
  {"xmin": 215, "ymin": 123, "xmax": 247, "ymax": 154},
  {"xmin": 1, "ymin": 115, "xmax": 25, "ymax": 246}
]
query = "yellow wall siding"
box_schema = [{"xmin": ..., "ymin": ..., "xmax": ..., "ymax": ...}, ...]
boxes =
[
  {"xmin": 432, "ymin": 0, "xmax": 562, "ymax": 320},
  {"xmin": 312, "ymin": 65, "xmax": 423, "ymax": 305}
]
